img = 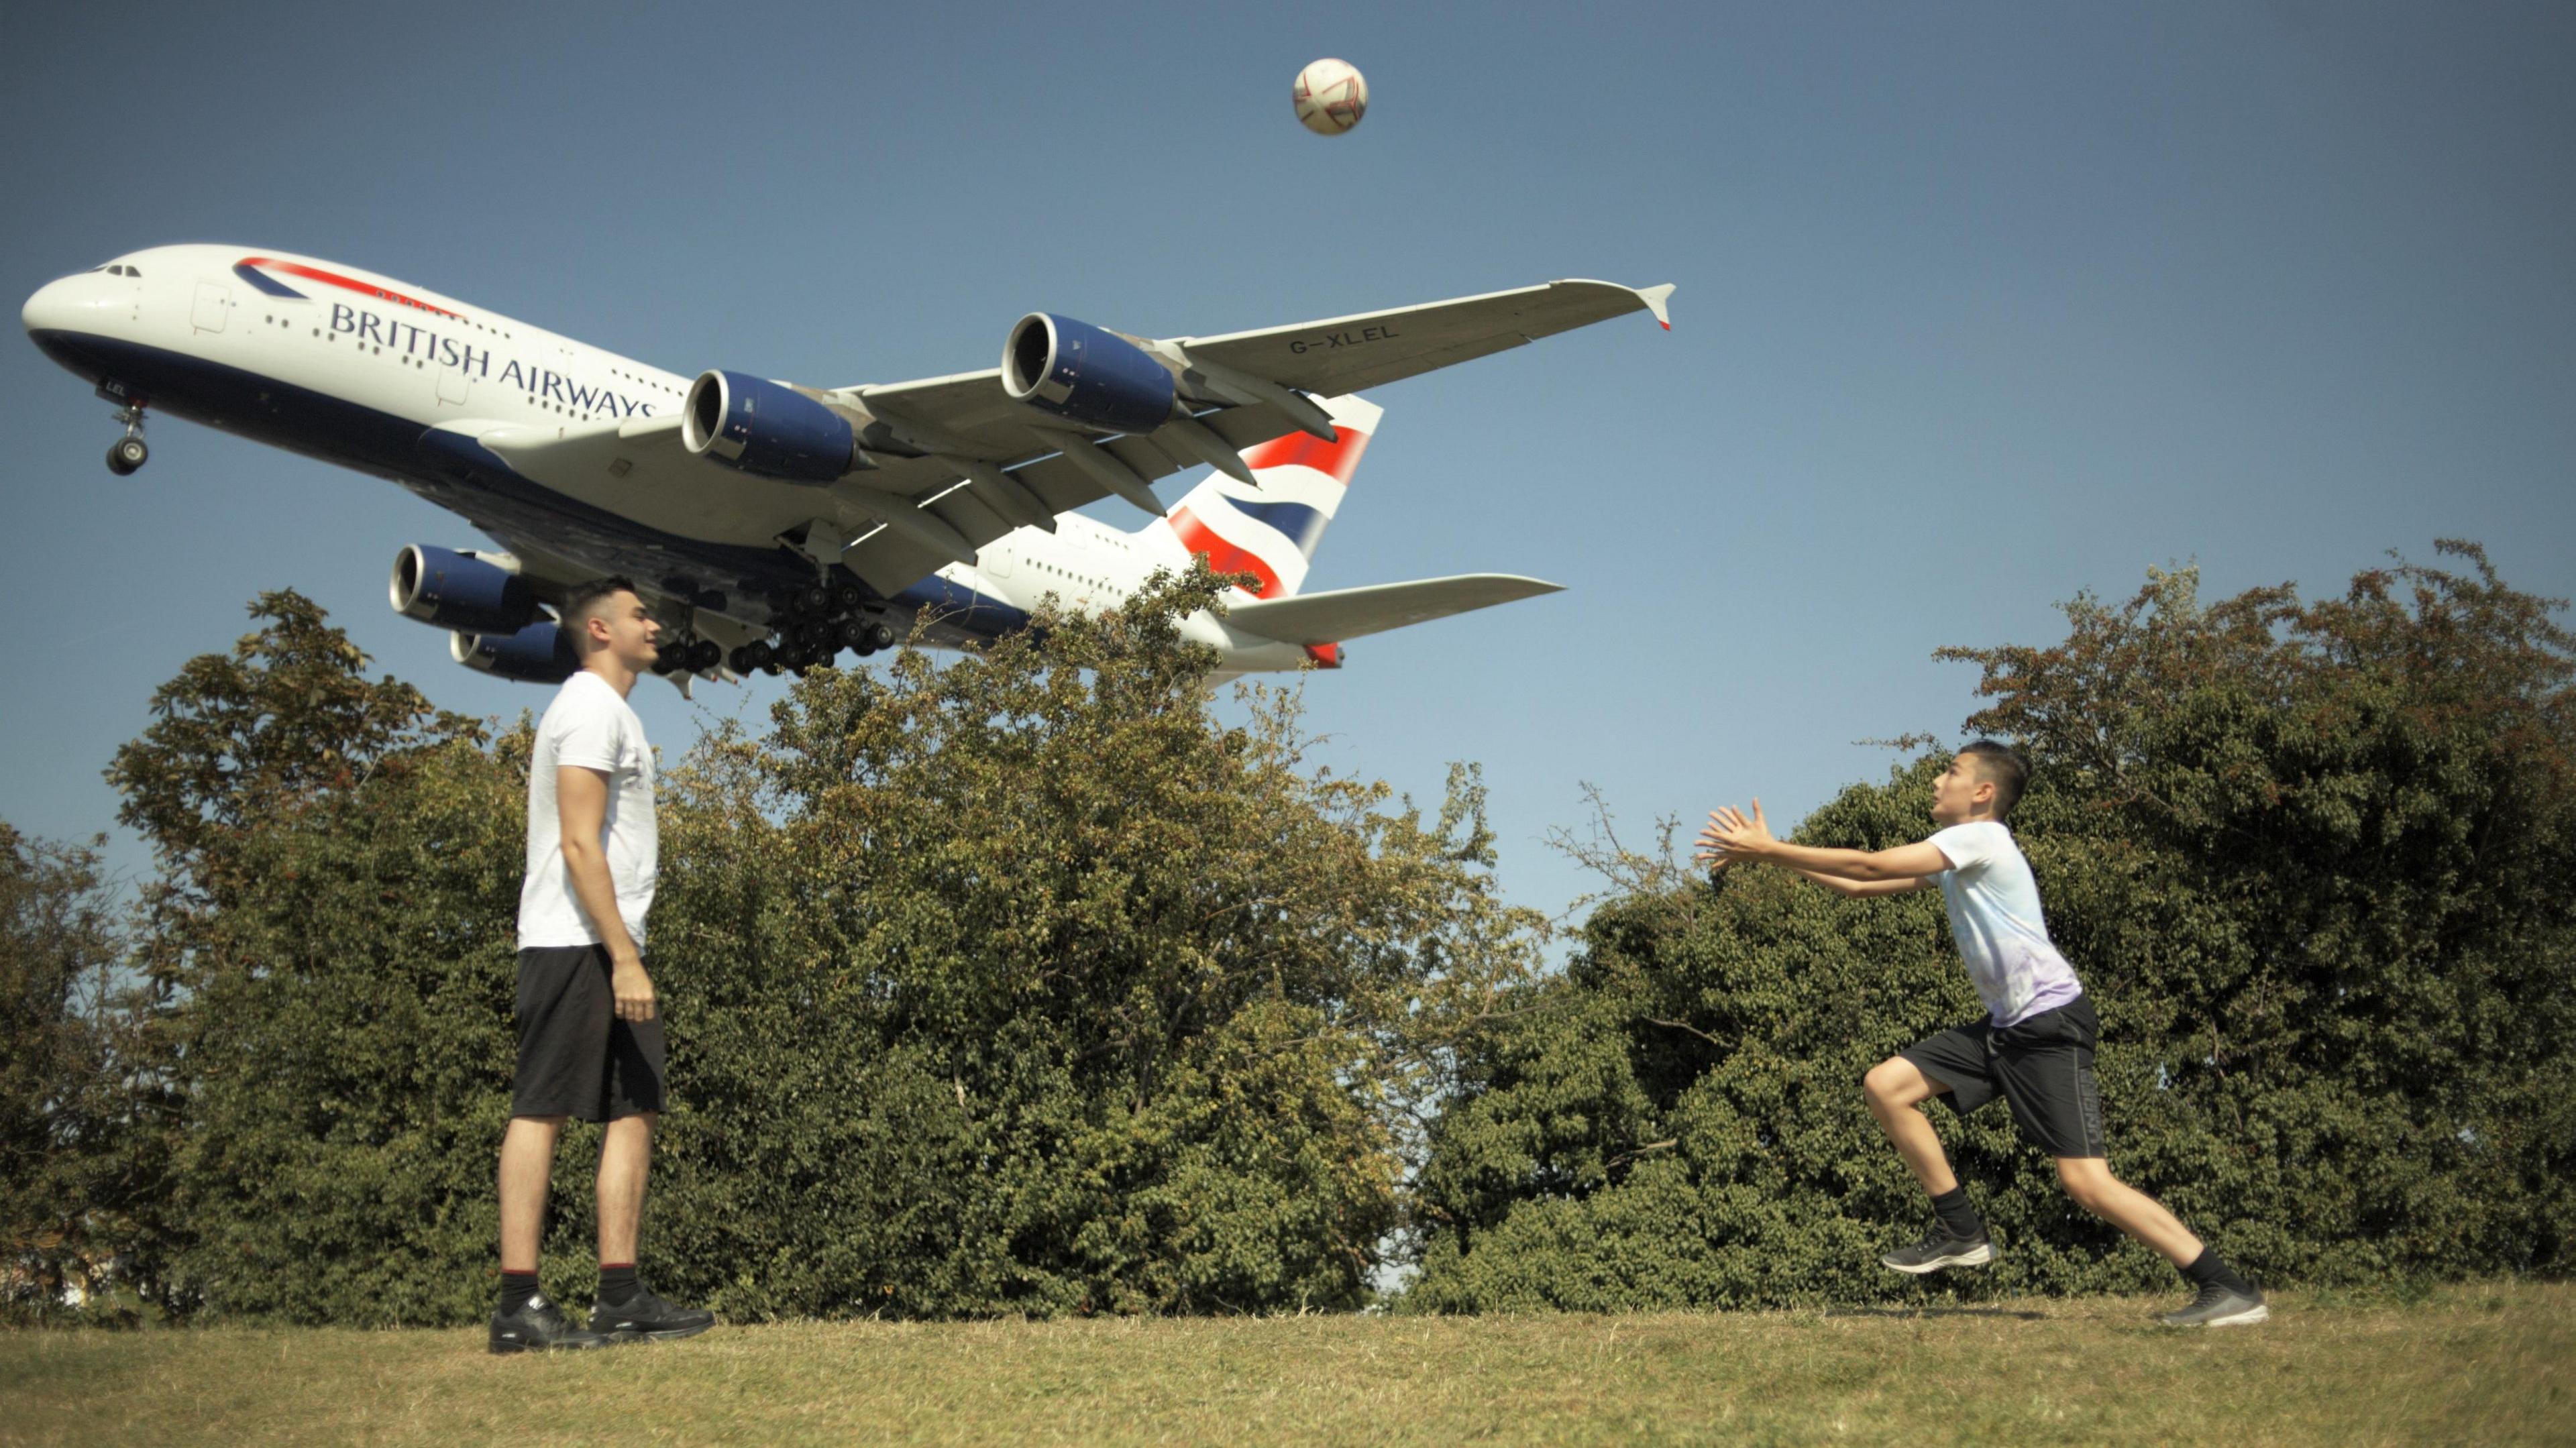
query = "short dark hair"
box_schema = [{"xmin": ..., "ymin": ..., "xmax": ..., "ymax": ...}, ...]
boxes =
[
  {"xmin": 1957, "ymin": 740, "xmax": 2028, "ymax": 820},
  {"xmin": 561, "ymin": 575, "xmax": 640, "ymax": 652}
]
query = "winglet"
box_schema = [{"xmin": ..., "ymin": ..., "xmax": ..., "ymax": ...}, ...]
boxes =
[{"xmin": 1638, "ymin": 283, "xmax": 1675, "ymax": 330}]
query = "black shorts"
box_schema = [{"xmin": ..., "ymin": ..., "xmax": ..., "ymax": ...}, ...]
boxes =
[
  {"xmin": 1898, "ymin": 993, "xmax": 2106, "ymax": 1159},
  {"xmin": 513, "ymin": 944, "xmax": 667, "ymax": 1123}
]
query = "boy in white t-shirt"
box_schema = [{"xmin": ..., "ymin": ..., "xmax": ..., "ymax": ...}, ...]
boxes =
[
  {"xmin": 1697, "ymin": 742, "xmax": 2267, "ymax": 1327},
  {"xmin": 489, "ymin": 577, "xmax": 714, "ymax": 1353}
]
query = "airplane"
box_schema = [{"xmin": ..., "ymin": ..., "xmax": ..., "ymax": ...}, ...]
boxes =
[{"xmin": 22, "ymin": 245, "xmax": 1672, "ymax": 687}]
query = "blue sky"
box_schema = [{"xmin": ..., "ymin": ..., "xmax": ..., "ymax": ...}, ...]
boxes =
[{"xmin": 5, "ymin": 1, "xmax": 2571, "ymax": 930}]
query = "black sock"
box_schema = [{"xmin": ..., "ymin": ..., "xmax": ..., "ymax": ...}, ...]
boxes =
[
  {"xmin": 2182, "ymin": 1249, "xmax": 2253, "ymax": 1294},
  {"xmin": 1929, "ymin": 1186, "xmax": 1984, "ymax": 1239},
  {"xmin": 598, "ymin": 1262, "xmax": 641, "ymax": 1306},
  {"xmin": 498, "ymin": 1270, "xmax": 541, "ymax": 1315}
]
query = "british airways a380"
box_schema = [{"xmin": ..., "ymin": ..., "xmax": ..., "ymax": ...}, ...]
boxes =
[{"xmin": 22, "ymin": 246, "xmax": 1671, "ymax": 686}]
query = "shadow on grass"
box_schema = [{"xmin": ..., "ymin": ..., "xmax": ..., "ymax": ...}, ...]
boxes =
[{"xmin": 1821, "ymin": 1306, "xmax": 2047, "ymax": 1320}]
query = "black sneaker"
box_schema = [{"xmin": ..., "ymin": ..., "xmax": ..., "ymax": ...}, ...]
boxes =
[
  {"xmin": 488, "ymin": 1292, "xmax": 612, "ymax": 1353},
  {"xmin": 1880, "ymin": 1227, "xmax": 1997, "ymax": 1275},
  {"xmin": 589, "ymin": 1286, "xmax": 715, "ymax": 1342},
  {"xmin": 2158, "ymin": 1280, "xmax": 2269, "ymax": 1327}
]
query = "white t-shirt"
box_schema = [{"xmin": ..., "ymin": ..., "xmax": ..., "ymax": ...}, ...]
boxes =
[
  {"xmin": 517, "ymin": 670, "xmax": 657, "ymax": 950},
  {"xmin": 1927, "ymin": 820, "xmax": 2084, "ymax": 1027}
]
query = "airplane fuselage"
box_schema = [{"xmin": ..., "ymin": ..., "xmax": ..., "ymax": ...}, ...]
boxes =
[{"xmin": 23, "ymin": 244, "xmax": 1316, "ymax": 675}]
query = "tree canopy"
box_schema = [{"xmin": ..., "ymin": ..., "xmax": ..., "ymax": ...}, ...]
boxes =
[
  {"xmin": 57, "ymin": 570, "xmax": 1541, "ymax": 1323},
  {"xmin": 7, "ymin": 545, "xmax": 2567, "ymax": 1323}
]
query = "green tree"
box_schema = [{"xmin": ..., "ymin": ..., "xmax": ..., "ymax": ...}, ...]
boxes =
[
  {"xmin": 1408, "ymin": 545, "xmax": 2576, "ymax": 1311},
  {"xmin": 0, "ymin": 824, "xmax": 136, "ymax": 1320},
  {"xmin": 640, "ymin": 567, "xmax": 1544, "ymax": 1317},
  {"xmin": 106, "ymin": 592, "xmax": 508, "ymax": 1321},
  {"xmin": 105, "ymin": 573, "xmax": 1543, "ymax": 1323}
]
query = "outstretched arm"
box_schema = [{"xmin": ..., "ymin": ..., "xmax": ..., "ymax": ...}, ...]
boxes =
[
  {"xmin": 1784, "ymin": 863, "xmax": 1932, "ymax": 897},
  {"xmin": 1695, "ymin": 801, "xmax": 1943, "ymax": 891}
]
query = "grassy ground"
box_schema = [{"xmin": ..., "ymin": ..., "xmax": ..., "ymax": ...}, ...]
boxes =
[{"xmin": 3, "ymin": 1282, "xmax": 2568, "ymax": 1447}]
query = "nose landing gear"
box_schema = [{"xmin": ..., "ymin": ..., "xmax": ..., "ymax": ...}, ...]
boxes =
[{"xmin": 105, "ymin": 403, "xmax": 149, "ymax": 476}]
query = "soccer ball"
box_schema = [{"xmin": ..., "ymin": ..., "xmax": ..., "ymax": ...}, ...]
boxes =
[{"xmin": 1293, "ymin": 58, "xmax": 1368, "ymax": 135}]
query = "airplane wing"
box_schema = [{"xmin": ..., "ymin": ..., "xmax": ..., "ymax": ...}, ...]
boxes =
[
  {"xmin": 849, "ymin": 278, "xmax": 1675, "ymax": 445},
  {"xmin": 423, "ymin": 406, "xmax": 1331, "ymax": 600},
  {"xmin": 826, "ymin": 279, "xmax": 1669, "ymax": 591},
  {"xmin": 1167, "ymin": 278, "xmax": 1675, "ymax": 398},
  {"xmin": 424, "ymin": 277, "xmax": 1670, "ymax": 600},
  {"xmin": 1221, "ymin": 574, "xmax": 1565, "ymax": 646}
]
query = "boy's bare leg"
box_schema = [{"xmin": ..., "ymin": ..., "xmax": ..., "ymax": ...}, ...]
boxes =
[
  {"xmin": 596, "ymin": 1113, "xmax": 655, "ymax": 1267},
  {"xmin": 498, "ymin": 1115, "xmax": 566, "ymax": 1272},
  {"xmin": 2054, "ymin": 1157, "xmax": 2203, "ymax": 1266},
  {"xmin": 1862, "ymin": 1057, "xmax": 1959, "ymax": 1194}
]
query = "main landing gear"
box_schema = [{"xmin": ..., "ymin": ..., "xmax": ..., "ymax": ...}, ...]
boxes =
[
  {"xmin": 737, "ymin": 581, "xmax": 898, "ymax": 676},
  {"xmin": 649, "ymin": 637, "xmax": 725, "ymax": 677},
  {"xmin": 651, "ymin": 578, "xmax": 900, "ymax": 681},
  {"xmin": 105, "ymin": 402, "xmax": 149, "ymax": 476}
]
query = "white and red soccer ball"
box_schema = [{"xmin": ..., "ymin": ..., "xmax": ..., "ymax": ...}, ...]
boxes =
[{"xmin": 1293, "ymin": 58, "xmax": 1368, "ymax": 136}]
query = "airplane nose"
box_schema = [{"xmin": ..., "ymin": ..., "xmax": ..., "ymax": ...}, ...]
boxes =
[{"xmin": 22, "ymin": 275, "xmax": 94, "ymax": 337}]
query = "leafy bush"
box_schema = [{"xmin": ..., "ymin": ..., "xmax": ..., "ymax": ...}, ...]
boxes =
[{"xmin": 41, "ymin": 543, "xmax": 2571, "ymax": 1323}]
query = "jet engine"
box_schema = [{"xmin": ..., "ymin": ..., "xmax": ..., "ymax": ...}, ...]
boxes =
[
  {"xmin": 680, "ymin": 371, "xmax": 855, "ymax": 483},
  {"xmin": 1001, "ymin": 314, "xmax": 1176, "ymax": 435},
  {"xmin": 390, "ymin": 545, "xmax": 539, "ymax": 634},
  {"xmin": 451, "ymin": 621, "xmax": 578, "ymax": 684}
]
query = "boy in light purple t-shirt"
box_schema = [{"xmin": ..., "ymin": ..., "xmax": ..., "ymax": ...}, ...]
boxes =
[{"xmin": 1699, "ymin": 741, "xmax": 2266, "ymax": 1327}]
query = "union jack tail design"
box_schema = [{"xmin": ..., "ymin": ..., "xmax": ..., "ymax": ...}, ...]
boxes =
[{"xmin": 1142, "ymin": 394, "xmax": 1380, "ymax": 599}]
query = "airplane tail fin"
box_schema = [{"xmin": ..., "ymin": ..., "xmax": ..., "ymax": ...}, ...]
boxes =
[{"xmin": 1140, "ymin": 393, "xmax": 1381, "ymax": 598}]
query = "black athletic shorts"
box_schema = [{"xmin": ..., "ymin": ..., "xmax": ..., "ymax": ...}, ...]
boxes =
[
  {"xmin": 1898, "ymin": 993, "xmax": 2106, "ymax": 1159},
  {"xmin": 513, "ymin": 944, "xmax": 667, "ymax": 1123}
]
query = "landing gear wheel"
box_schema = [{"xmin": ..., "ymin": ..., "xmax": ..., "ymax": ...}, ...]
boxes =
[
  {"xmin": 865, "ymin": 622, "xmax": 896, "ymax": 653},
  {"xmin": 729, "ymin": 641, "xmax": 774, "ymax": 675},
  {"xmin": 105, "ymin": 400, "xmax": 150, "ymax": 476},
  {"xmin": 831, "ymin": 581, "xmax": 865, "ymax": 612},
  {"xmin": 687, "ymin": 638, "xmax": 722, "ymax": 673}
]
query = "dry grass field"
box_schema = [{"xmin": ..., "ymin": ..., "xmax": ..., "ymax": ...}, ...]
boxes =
[{"xmin": 3, "ymin": 1282, "xmax": 2568, "ymax": 1446}]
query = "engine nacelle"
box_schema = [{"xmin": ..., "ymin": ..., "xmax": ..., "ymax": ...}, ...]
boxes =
[
  {"xmin": 451, "ymin": 621, "xmax": 578, "ymax": 684},
  {"xmin": 1002, "ymin": 314, "xmax": 1176, "ymax": 435},
  {"xmin": 680, "ymin": 370, "xmax": 855, "ymax": 484},
  {"xmin": 390, "ymin": 545, "xmax": 539, "ymax": 634}
]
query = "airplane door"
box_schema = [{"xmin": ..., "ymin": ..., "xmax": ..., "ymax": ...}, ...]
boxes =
[
  {"xmin": 436, "ymin": 360, "xmax": 469, "ymax": 406},
  {"xmin": 191, "ymin": 280, "xmax": 230, "ymax": 333}
]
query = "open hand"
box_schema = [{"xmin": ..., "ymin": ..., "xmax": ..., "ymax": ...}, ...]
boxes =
[{"xmin": 1694, "ymin": 801, "xmax": 1776, "ymax": 869}]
